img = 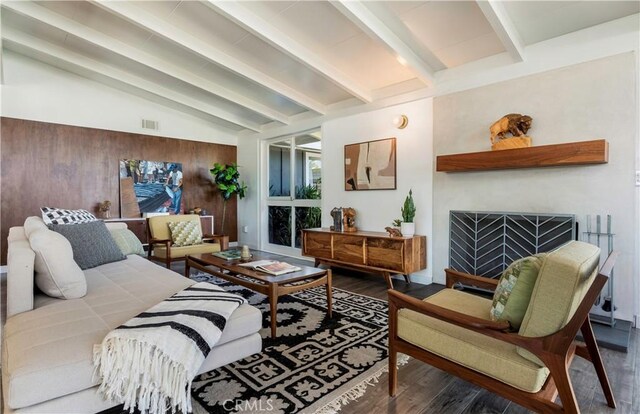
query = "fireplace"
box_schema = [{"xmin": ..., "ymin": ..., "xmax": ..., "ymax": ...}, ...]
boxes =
[{"xmin": 449, "ymin": 211, "xmax": 576, "ymax": 281}]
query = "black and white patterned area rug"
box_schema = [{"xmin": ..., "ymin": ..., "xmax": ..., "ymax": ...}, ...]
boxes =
[{"xmin": 189, "ymin": 272, "xmax": 407, "ymax": 414}]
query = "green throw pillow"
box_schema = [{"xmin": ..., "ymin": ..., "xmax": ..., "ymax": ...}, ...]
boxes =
[
  {"xmin": 110, "ymin": 228, "xmax": 145, "ymax": 256},
  {"xmin": 168, "ymin": 221, "xmax": 203, "ymax": 247},
  {"xmin": 490, "ymin": 254, "xmax": 547, "ymax": 329}
]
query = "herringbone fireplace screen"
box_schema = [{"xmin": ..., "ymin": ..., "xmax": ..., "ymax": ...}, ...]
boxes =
[{"xmin": 449, "ymin": 211, "xmax": 576, "ymax": 280}]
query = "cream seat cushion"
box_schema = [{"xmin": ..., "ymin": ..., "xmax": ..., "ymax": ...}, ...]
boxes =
[
  {"xmin": 2, "ymin": 255, "xmax": 259, "ymax": 410},
  {"xmin": 154, "ymin": 242, "xmax": 221, "ymax": 259},
  {"xmin": 397, "ymin": 289, "xmax": 550, "ymax": 393}
]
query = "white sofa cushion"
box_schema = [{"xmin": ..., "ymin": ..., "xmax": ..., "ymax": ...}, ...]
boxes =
[
  {"xmin": 29, "ymin": 229, "xmax": 87, "ymax": 299},
  {"xmin": 2, "ymin": 255, "xmax": 260, "ymax": 410}
]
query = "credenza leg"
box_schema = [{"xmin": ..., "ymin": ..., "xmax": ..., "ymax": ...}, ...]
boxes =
[
  {"xmin": 403, "ymin": 274, "xmax": 411, "ymax": 284},
  {"xmin": 383, "ymin": 272, "xmax": 394, "ymax": 289}
]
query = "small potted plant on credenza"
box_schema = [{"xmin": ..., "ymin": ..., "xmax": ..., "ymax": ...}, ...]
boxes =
[{"xmin": 400, "ymin": 189, "xmax": 416, "ymax": 237}]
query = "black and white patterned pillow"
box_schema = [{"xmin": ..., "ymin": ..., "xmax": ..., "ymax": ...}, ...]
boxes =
[{"xmin": 41, "ymin": 207, "xmax": 97, "ymax": 225}]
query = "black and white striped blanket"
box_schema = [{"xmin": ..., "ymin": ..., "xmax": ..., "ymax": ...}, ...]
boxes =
[{"xmin": 93, "ymin": 282, "xmax": 247, "ymax": 414}]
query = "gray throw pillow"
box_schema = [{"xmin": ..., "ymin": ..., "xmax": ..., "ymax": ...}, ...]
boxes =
[{"xmin": 50, "ymin": 221, "xmax": 126, "ymax": 270}]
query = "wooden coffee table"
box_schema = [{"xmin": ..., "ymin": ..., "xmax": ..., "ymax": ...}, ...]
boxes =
[{"xmin": 185, "ymin": 252, "xmax": 332, "ymax": 338}]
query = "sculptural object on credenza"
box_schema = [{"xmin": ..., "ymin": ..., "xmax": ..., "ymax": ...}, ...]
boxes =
[
  {"xmin": 385, "ymin": 226, "xmax": 403, "ymax": 237},
  {"xmin": 99, "ymin": 200, "xmax": 111, "ymax": 219},
  {"xmin": 343, "ymin": 207, "xmax": 357, "ymax": 232},
  {"xmin": 330, "ymin": 207, "xmax": 343, "ymax": 232}
]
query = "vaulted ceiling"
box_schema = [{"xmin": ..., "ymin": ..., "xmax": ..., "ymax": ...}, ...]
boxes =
[{"xmin": 2, "ymin": 1, "xmax": 639, "ymax": 136}]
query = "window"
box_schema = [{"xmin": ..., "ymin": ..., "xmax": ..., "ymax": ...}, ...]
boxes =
[{"xmin": 264, "ymin": 131, "xmax": 321, "ymax": 254}]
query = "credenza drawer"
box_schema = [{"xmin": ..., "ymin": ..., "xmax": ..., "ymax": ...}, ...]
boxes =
[
  {"xmin": 304, "ymin": 232, "xmax": 332, "ymax": 259},
  {"xmin": 366, "ymin": 239, "xmax": 404, "ymax": 272},
  {"xmin": 333, "ymin": 235, "xmax": 365, "ymax": 264}
]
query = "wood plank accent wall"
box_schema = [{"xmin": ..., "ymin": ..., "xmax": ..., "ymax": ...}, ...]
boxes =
[{"xmin": 0, "ymin": 117, "xmax": 238, "ymax": 264}]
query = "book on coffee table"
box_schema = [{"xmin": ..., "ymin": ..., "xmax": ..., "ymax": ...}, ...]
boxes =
[
  {"xmin": 212, "ymin": 250, "xmax": 242, "ymax": 260},
  {"xmin": 238, "ymin": 260, "xmax": 301, "ymax": 276}
]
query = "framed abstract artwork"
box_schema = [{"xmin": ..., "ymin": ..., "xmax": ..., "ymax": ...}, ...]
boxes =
[{"xmin": 344, "ymin": 137, "xmax": 396, "ymax": 191}]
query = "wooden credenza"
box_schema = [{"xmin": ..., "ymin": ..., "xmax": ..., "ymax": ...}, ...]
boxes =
[
  {"xmin": 105, "ymin": 215, "xmax": 215, "ymax": 245},
  {"xmin": 301, "ymin": 228, "xmax": 426, "ymax": 289}
]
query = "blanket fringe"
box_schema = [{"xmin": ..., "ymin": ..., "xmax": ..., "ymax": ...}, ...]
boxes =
[
  {"xmin": 93, "ymin": 338, "xmax": 193, "ymax": 414},
  {"xmin": 313, "ymin": 354, "xmax": 409, "ymax": 414}
]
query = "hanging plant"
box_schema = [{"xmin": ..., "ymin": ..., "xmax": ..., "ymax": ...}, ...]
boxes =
[{"xmin": 209, "ymin": 163, "xmax": 247, "ymax": 235}]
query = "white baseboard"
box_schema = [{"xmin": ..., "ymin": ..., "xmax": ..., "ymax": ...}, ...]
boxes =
[{"xmin": 0, "ymin": 265, "xmax": 7, "ymax": 274}]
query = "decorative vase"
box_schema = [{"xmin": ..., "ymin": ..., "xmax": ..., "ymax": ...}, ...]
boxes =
[{"xmin": 401, "ymin": 222, "xmax": 415, "ymax": 237}]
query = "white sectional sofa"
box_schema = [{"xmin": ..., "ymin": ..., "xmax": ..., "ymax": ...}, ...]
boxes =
[{"xmin": 2, "ymin": 219, "xmax": 263, "ymax": 413}]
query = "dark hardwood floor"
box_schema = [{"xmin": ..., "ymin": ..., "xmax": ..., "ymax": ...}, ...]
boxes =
[{"xmin": 176, "ymin": 252, "xmax": 639, "ymax": 414}]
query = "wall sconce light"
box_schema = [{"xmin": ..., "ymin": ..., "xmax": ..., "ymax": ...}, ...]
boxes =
[{"xmin": 393, "ymin": 114, "xmax": 409, "ymax": 129}]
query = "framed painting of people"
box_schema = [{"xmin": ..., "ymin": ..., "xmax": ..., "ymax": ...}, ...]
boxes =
[{"xmin": 119, "ymin": 160, "xmax": 183, "ymax": 217}]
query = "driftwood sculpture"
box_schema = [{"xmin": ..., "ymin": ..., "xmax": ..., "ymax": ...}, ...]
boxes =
[
  {"xmin": 99, "ymin": 200, "xmax": 112, "ymax": 219},
  {"xmin": 385, "ymin": 227, "xmax": 403, "ymax": 237},
  {"xmin": 489, "ymin": 114, "xmax": 532, "ymax": 144}
]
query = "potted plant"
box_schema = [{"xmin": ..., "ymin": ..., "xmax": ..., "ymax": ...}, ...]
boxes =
[
  {"xmin": 391, "ymin": 218, "xmax": 402, "ymax": 231},
  {"xmin": 210, "ymin": 163, "xmax": 247, "ymax": 235},
  {"xmin": 400, "ymin": 189, "xmax": 416, "ymax": 237}
]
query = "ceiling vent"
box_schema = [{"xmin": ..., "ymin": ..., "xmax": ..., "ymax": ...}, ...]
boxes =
[{"xmin": 141, "ymin": 119, "xmax": 159, "ymax": 131}]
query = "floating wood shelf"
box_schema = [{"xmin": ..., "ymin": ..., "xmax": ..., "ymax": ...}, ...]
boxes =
[{"xmin": 436, "ymin": 139, "xmax": 608, "ymax": 172}]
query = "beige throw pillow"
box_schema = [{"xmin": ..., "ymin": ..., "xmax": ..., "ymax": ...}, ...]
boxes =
[
  {"xmin": 29, "ymin": 228, "xmax": 87, "ymax": 299},
  {"xmin": 24, "ymin": 216, "xmax": 48, "ymax": 238}
]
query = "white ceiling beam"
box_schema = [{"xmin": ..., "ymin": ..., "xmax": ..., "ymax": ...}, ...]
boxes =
[
  {"xmin": 205, "ymin": 0, "xmax": 372, "ymax": 103},
  {"xmin": 364, "ymin": 1, "xmax": 447, "ymax": 72},
  {"xmin": 2, "ymin": 1, "xmax": 290, "ymax": 125},
  {"xmin": 92, "ymin": 0, "xmax": 327, "ymax": 114},
  {"xmin": 331, "ymin": 1, "xmax": 435, "ymax": 87},
  {"xmin": 1, "ymin": 28, "xmax": 263, "ymax": 132},
  {"xmin": 476, "ymin": 0, "xmax": 525, "ymax": 62}
]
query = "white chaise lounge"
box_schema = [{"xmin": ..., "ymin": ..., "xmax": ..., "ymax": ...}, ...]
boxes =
[{"xmin": 2, "ymin": 218, "xmax": 262, "ymax": 413}]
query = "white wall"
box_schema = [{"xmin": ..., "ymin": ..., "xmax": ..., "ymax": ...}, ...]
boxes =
[
  {"xmin": 322, "ymin": 99, "xmax": 434, "ymax": 284},
  {"xmin": 0, "ymin": 50, "xmax": 236, "ymax": 145},
  {"xmin": 433, "ymin": 53, "xmax": 638, "ymax": 322},
  {"xmin": 237, "ymin": 134, "xmax": 260, "ymax": 249}
]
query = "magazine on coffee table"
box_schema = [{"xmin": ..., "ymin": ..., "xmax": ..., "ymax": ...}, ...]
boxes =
[
  {"xmin": 238, "ymin": 260, "xmax": 301, "ymax": 276},
  {"xmin": 213, "ymin": 250, "xmax": 242, "ymax": 260}
]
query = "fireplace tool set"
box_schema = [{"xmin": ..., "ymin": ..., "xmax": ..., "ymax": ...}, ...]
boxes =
[{"xmin": 583, "ymin": 214, "xmax": 616, "ymax": 327}]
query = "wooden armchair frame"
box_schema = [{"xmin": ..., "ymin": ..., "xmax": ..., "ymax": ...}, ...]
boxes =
[
  {"xmin": 146, "ymin": 218, "xmax": 228, "ymax": 269},
  {"xmin": 388, "ymin": 252, "xmax": 618, "ymax": 414}
]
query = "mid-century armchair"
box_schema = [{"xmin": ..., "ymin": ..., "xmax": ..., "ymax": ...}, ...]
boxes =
[
  {"xmin": 388, "ymin": 241, "xmax": 617, "ymax": 413},
  {"xmin": 147, "ymin": 214, "xmax": 227, "ymax": 269}
]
